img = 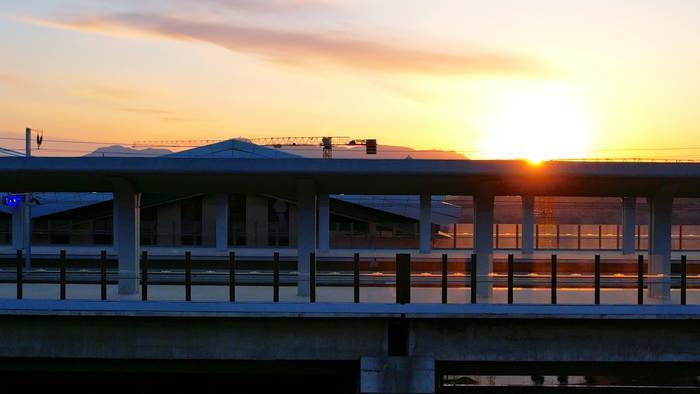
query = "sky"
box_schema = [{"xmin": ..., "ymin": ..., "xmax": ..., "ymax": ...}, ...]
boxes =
[{"xmin": 0, "ymin": 0, "xmax": 699, "ymax": 160}]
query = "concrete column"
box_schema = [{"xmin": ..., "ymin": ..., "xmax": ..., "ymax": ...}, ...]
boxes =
[
  {"xmin": 360, "ymin": 357, "xmax": 435, "ymax": 394},
  {"xmin": 215, "ymin": 193, "xmax": 229, "ymax": 251},
  {"xmin": 419, "ymin": 194, "xmax": 431, "ymax": 254},
  {"xmin": 473, "ymin": 191, "xmax": 494, "ymax": 297},
  {"xmin": 23, "ymin": 198, "xmax": 31, "ymax": 269},
  {"xmin": 622, "ymin": 197, "xmax": 636, "ymax": 254},
  {"xmin": 112, "ymin": 196, "xmax": 119, "ymax": 249},
  {"xmin": 114, "ymin": 184, "xmax": 141, "ymax": 295},
  {"xmin": 318, "ymin": 193, "xmax": 330, "ymax": 252},
  {"xmin": 297, "ymin": 179, "xmax": 317, "ymax": 297},
  {"xmin": 11, "ymin": 204, "xmax": 22, "ymax": 250},
  {"xmin": 521, "ymin": 195, "xmax": 535, "ymax": 254},
  {"xmin": 648, "ymin": 193, "xmax": 673, "ymax": 299}
]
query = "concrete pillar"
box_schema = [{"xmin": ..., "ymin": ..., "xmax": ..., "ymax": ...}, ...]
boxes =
[
  {"xmin": 112, "ymin": 196, "xmax": 119, "ymax": 248},
  {"xmin": 419, "ymin": 194, "xmax": 431, "ymax": 254},
  {"xmin": 648, "ymin": 193, "xmax": 673, "ymax": 299},
  {"xmin": 297, "ymin": 179, "xmax": 316, "ymax": 297},
  {"xmin": 622, "ymin": 197, "xmax": 636, "ymax": 254},
  {"xmin": 360, "ymin": 357, "xmax": 435, "ymax": 394},
  {"xmin": 113, "ymin": 184, "xmax": 141, "ymax": 295},
  {"xmin": 473, "ymin": 191, "xmax": 494, "ymax": 297},
  {"xmin": 11, "ymin": 204, "xmax": 22, "ymax": 250},
  {"xmin": 521, "ymin": 195, "xmax": 535, "ymax": 254},
  {"xmin": 215, "ymin": 193, "xmax": 229, "ymax": 251},
  {"xmin": 23, "ymin": 198, "xmax": 31, "ymax": 269},
  {"xmin": 318, "ymin": 193, "xmax": 330, "ymax": 252}
]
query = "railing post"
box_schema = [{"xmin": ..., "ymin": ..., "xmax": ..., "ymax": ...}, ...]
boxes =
[
  {"xmin": 229, "ymin": 252, "xmax": 236, "ymax": 302},
  {"xmin": 507, "ymin": 254, "xmax": 514, "ymax": 304},
  {"xmin": 353, "ymin": 253, "xmax": 360, "ymax": 303},
  {"xmin": 594, "ymin": 254, "xmax": 601, "ymax": 305},
  {"xmin": 551, "ymin": 254, "xmax": 557, "ymax": 305},
  {"xmin": 396, "ymin": 253, "xmax": 411, "ymax": 304},
  {"xmin": 59, "ymin": 250, "xmax": 67, "ymax": 300},
  {"xmin": 141, "ymin": 250, "xmax": 148, "ymax": 301},
  {"xmin": 185, "ymin": 251, "xmax": 192, "ymax": 301},
  {"xmin": 441, "ymin": 254, "xmax": 448, "ymax": 304},
  {"xmin": 310, "ymin": 252, "xmax": 316, "ymax": 303},
  {"xmin": 638, "ymin": 254, "xmax": 644, "ymax": 305},
  {"xmin": 470, "ymin": 253, "xmax": 477, "ymax": 304},
  {"xmin": 16, "ymin": 250, "xmax": 23, "ymax": 300},
  {"xmin": 100, "ymin": 250, "xmax": 107, "ymax": 301},
  {"xmin": 681, "ymin": 254, "xmax": 687, "ymax": 305},
  {"xmin": 273, "ymin": 252, "xmax": 280, "ymax": 302},
  {"xmin": 577, "ymin": 224, "xmax": 581, "ymax": 250}
]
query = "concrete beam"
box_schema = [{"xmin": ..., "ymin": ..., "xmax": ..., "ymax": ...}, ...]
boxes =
[
  {"xmin": 2, "ymin": 307, "xmax": 700, "ymax": 366},
  {"xmin": 622, "ymin": 197, "xmax": 636, "ymax": 254},
  {"xmin": 215, "ymin": 193, "xmax": 229, "ymax": 251},
  {"xmin": 521, "ymin": 195, "xmax": 535, "ymax": 254},
  {"xmin": 297, "ymin": 179, "xmax": 317, "ymax": 297},
  {"xmin": 648, "ymin": 193, "xmax": 673, "ymax": 298},
  {"xmin": 473, "ymin": 191, "xmax": 494, "ymax": 297},
  {"xmin": 419, "ymin": 194, "xmax": 431, "ymax": 254},
  {"xmin": 113, "ymin": 182, "xmax": 140, "ymax": 295},
  {"xmin": 318, "ymin": 193, "xmax": 330, "ymax": 252}
]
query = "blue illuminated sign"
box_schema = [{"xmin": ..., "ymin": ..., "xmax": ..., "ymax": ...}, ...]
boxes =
[{"xmin": 4, "ymin": 194, "xmax": 21, "ymax": 207}]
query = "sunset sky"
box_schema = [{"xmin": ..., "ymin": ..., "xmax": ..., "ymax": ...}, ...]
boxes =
[{"xmin": 1, "ymin": 1, "xmax": 699, "ymax": 160}]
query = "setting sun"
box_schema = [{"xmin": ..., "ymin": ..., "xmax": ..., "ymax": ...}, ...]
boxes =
[{"xmin": 478, "ymin": 86, "xmax": 593, "ymax": 162}]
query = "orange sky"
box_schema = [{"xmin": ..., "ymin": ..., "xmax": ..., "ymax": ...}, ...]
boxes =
[{"xmin": 1, "ymin": 1, "xmax": 699, "ymax": 160}]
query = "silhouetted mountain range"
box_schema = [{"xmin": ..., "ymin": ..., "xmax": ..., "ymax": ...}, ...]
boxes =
[{"xmin": 85, "ymin": 140, "xmax": 467, "ymax": 159}]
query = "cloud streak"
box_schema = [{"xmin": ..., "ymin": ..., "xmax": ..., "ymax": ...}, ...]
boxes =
[
  {"xmin": 0, "ymin": 73, "xmax": 29, "ymax": 88},
  {"xmin": 198, "ymin": 0, "xmax": 336, "ymax": 13},
  {"xmin": 44, "ymin": 13, "xmax": 546, "ymax": 76}
]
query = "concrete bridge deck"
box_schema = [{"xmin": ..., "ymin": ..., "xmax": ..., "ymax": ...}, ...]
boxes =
[{"xmin": 1, "ymin": 299, "xmax": 699, "ymax": 393}]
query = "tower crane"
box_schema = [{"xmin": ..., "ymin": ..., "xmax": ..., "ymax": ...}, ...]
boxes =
[{"xmin": 133, "ymin": 136, "xmax": 377, "ymax": 159}]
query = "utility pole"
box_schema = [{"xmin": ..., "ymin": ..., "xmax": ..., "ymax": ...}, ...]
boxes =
[{"xmin": 23, "ymin": 128, "xmax": 32, "ymax": 269}]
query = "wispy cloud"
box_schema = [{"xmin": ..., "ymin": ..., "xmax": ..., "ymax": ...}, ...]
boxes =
[
  {"xmin": 118, "ymin": 107, "xmax": 201, "ymax": 122},
  {"xmin": 119, "ymin": 107, "xmax": 177, "ymax": 116},
  {"xmin": 40, "ymin": 13, "xmax": 546, "ymax": 77},
  {"xmin": 77, "ymin": 83, "xmax": 140, "ymax": 101},
  {"xmin": 198, "ymin": 0, "xmax": 336, "ymax": 13},
  {"xmin": 0, "ymin": 73, "xmax": 29, "ymax": 88}
]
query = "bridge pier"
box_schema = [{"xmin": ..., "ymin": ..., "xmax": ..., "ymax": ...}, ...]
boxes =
[
  {"xmin": 318, "ymin": 193, "xmax": 330, "ymax": 252},
  {"xmin": 648, "ymin": 192, "xmax": 673, "ymax": 298},
  {"xmin": 474, "ymin": 191, "xmax": 494, "ymax": 297},
  {"xmin": 622, "ymin": 197, "xmax": 636, "ymax": 254},
  {"xmin": 521, "ymin": 195, "xmax": 535, "ymax": 255},
  {"xmin": 113, "ymin": 183, "xmax": 141, "ymax": 295},
  {"xmin": 297, "ymin": 179, "xmax": 317, "ymax": 297},
  {"xmin": 419, "ymin": 194, "xmax": 431, "ymax": 254},
  {"xmin": 360, "ymin": 356, "xmax": 435, "ymax": 394}
]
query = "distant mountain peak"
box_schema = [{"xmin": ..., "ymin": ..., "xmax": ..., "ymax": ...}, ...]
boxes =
[{"xmin": 86, "ymin": 145, "xmax": 173, "ymax": 157}]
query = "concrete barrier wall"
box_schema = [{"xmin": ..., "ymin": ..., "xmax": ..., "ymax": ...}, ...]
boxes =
[
  {"xmin": 1, "ymin": 312, "xmax": 700, "ymax": 364},
  {"xmin": 0, "ymin": 315, "xmax": 387, "ymax": 361}
]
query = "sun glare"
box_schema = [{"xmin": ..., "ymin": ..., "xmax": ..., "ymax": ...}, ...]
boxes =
[{"xmin": 478, "ymin": 86, "xmax": 593, "ymax": 162}]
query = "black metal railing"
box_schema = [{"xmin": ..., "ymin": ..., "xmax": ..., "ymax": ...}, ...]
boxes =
[{"xmin": 2, "ymin": 250, "xmax": 695, "ymax": 305}]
